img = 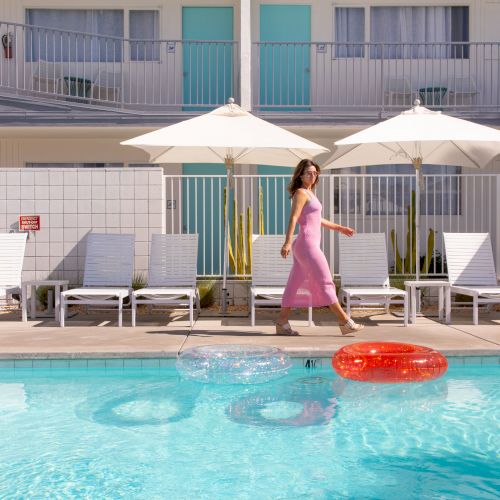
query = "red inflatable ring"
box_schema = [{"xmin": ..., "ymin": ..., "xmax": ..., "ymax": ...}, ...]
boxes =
[{"xmin": 332, "ymin": 342, "xmax": 448, "ymax": 383}]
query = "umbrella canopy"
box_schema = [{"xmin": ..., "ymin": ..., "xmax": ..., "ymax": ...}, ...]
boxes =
[
  {"xmin": 121, "ymin": 99, "xmax": 328, "ymax": 166},
  {"xmin": 326, "ymin": 101, "xmax": 500, "ymax": 169},
  {"xmin": 121, "ymin": 99, "xmax": 329, "ymax": 314},
  {"xmin": 323, "ymin": 100, "xmax": 500, "ymax": 280}
]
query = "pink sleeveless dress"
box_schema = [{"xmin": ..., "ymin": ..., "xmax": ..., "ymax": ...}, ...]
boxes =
[{"xmin": 282, "ymin": 190, "xmax": 338, "ymax": 308}]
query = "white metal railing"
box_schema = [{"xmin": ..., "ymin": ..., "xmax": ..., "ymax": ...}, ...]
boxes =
[
  {"xmin": 2, "ymin": 22, "xmax": 500, "ymax": 117},
  {"xmin": 164, "ymin": 173, "xmax": 500, "ymax": 278},
  {"xmin": 253, "ymin": 41, "xmax": 500, "ymax": 113},
  {"xmin": 0, "ymin": 20, "xmax": 239, "ymax": 108}
]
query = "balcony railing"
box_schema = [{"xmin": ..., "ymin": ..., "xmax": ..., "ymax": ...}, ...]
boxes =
[
  {"xmin": 253, "ymin": 41, "xmax": 500, "ymax": 115},
  {"xmin": 164, "ymin": 173, "xmax": 500, "ymax": 278},
  {"xmin": 0, "ymin": 21, "xmax": 239, "ymax": 109},
  {"xmin": 1, "ymin": 20, "xmax": 500, "ymax": 117}
]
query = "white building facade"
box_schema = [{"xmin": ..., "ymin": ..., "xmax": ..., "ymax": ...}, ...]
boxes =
[{"xmin": 0, "ymin": 0, "xmax": 499, "ymax": 282}]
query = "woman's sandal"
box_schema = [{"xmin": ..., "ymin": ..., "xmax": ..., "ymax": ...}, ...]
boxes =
[
  {"xmin": 339, "ymin": 318, "xmax": 364, "ymax": 335},
  {"xmin": 274, "ymin": 321, "xmax": 300, "ymax": 336}
]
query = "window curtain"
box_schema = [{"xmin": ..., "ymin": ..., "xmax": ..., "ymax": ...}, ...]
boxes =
[
  {"xmin": 370, "ymin": 7, "xmax": 468, "ymax": 59},
  {"xmin": 130, "ymin": 11, "xmax": 160, "ymax": 61},
  {"xmin": 26, "ymin": 9, "xmax": 124, "ymax": 62},
  {"xmin": 335, "ymin": 8, "xmax": 365, "ymax": 57},
  {"xmin": 363, "ymin": 165, "xmax": 460, "ymax": 215}
]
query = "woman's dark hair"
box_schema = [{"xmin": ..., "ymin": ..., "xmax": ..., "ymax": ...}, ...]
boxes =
[{"xmin": 287, "ymin": 159, "xmax": 320, "ymax": 198}]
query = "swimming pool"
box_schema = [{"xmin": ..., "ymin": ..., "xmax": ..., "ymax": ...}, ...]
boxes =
[{"xmin": 0, "ymin": 359, "xmax": 498, "ymax": 499}]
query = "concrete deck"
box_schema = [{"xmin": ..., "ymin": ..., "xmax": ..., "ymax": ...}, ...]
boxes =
[{"xmin": 0, "ymin": 308, "xmax": 499, "ymax": 359}]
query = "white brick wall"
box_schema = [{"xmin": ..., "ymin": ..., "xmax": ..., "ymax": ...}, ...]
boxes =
[{"xmin": 0, "ymin": 168, "xmax": 164, "ymax": 285}]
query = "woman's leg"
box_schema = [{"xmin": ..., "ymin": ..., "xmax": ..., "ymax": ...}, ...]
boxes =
[
  {"xmin": 329, "ymin": 302, "xmax": 349, "ymax": 323},
  {"xmin": 330, "ymin": 301, "xmax": 364, "ymax": 334},
  {"xmin": 277, "ymin": 306, "xmax": 292, "ymax": 325}
]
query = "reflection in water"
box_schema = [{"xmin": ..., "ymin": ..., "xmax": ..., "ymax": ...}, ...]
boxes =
[
  {"xmin": 76, "ymin": 380, "xmax": 201, "ymax": 428},
  {"xmin": 227, "ymin": 376, "xmax": 338, "ymax": 428},
  {"xmin": 332, "ymin": 377, "xmax": 449, "ymax": 410},
  {"xmin": 0, "ymin": 383, "xmax": 28, "ymax": 417}
]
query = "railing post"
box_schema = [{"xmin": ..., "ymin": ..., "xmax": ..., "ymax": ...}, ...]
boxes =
[{"xmin": 380, "ymin": 43, "xmax": 385, "ymax": 116}]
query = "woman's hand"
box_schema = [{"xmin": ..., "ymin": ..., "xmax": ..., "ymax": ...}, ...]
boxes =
[
  {"xmin": 340, "ymin": 226, "xmax": 355, "ymax": 237},
  {"xmin": 281, "ymin": 242, "xmax": 292, "ymax": 259}
]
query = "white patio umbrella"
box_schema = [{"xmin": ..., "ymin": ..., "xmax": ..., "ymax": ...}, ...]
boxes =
[
  {"xmin": 323, "ymin": 100, "xmax": 500, "ymax": 281},
  {"xmin": 121, "ymin": 98, "xmax": 329, "ymax": 314}
]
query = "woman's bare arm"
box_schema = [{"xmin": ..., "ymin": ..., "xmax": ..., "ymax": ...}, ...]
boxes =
[
  {"xmin": 281, "ymin": 190, "xmax": 309, "ymax": 258},
  {"xmin": 321, "ymin": 218, "xmax": 355, "ymax": 236}
]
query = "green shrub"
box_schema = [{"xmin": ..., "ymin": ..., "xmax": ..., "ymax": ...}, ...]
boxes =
[
  {"xmin": 36, "ymin": 286, "xmax": 54, "ymax": 310},
  {"xmin": 132, "ymin": 272, "xmax": 147, "ymax": 291},
  {"xmin": 197, "ymin": 280, "xmax": 216, "ymax": 308}
]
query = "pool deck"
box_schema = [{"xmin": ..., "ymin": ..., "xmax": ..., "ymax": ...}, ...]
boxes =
[{"xmin": 0, "ymin": 308, "xmax": 499, "ymax": 359}]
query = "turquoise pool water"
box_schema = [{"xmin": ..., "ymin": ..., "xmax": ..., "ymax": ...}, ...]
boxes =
[{"xmin": 0, "ymin": 361, "xmax": 498, "ymax": 499}]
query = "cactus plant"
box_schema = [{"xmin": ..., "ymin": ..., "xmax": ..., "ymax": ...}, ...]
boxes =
[
  {"xmin": 259, "ymin": 184, "xmax": 265, "ymax": 235},
  {"xmin": 390, "ymin": 190, "xmax": 436, "ymax": 274},
  {"xmin": 246, "ymin": 206, "xmax": 252, "ymax": 275},
  {"xmin": 224, "ymin": 184, "xmax": 267, "ymax": 275}
]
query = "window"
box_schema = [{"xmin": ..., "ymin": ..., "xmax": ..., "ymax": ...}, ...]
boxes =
[
  {"xmin": 26, "ymin": 9, "xmax": 124, "ymax": 62},
  {"xmin": 334, "ymin": 8, "xmax": 365, "ymax": 58},
  {"xmin": 365, "ymin": 165, "xmax": 460, "ymax": 215},
  {"xmin": 130, "ymin": 11, "xmax": 160, "ymax": 61},
  {"xmin": 331, "ymin": 165, "xmax": 460, "ymax": 215},
  {"xmin": 370, "ymin": 6, "xmax": 469, "ymax": 59},
  {"xmin": 26, "ymin": 163, "xmax": 124, "ymax": 168}
]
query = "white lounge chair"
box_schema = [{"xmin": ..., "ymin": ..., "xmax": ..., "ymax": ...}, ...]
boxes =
[
  {"xmin": 250, "ymin": 235, "xmax": 312, "ymax": 327},
  {"xmin": 384, "ymin": 76, "xmax": 413, "ymax": 106},
  {"xmin": 339, "ymin": 233, "xmax": 408, "ymax": 325},
  {"xmin": 0, "ymin": 233, "xmax": 27, "ymax": 307},
  {"xmin": 60, "ymin": 233, "xmax": 134, "ymax": 327},
  {"xmin": 32, "ymin": 60, "xmax": 63, "ymax": 94},
  {"xmin": 131, "ymin": 234, "xmax": 200, "ymax": 327},
  {"xmin": 443, "ymin": 232, "xmax": 500, "ymax": 325},
  {"xmin": 91, "ymin": 69, "xmax": 122, "ymax": 102},
  {"xmin": 447, "ymin": 76, "xmax": 478, "ymax": 107}
]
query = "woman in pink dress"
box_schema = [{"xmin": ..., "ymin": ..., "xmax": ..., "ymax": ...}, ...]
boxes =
[{"xmin": 275, "ymin": 159, "xmax": 364, "ymax": 336}]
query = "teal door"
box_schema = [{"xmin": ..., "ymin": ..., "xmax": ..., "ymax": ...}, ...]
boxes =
[
  {"xmin": 182, "ymin": 7, "xmax": 234, "ymax": 110},
  {"xmin": 182, "ymin": 164, "xmax": 227, "ymax": 275},
  {"xmin": 260, "ymin": 5, "xmax": 311, "ymax": 110},
  {"xmin": 257, "ymin": 165, "xmax": 294, "ymax": 234}
]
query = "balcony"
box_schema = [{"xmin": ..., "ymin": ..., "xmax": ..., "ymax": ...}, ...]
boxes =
[
  {"xmin": 253, "ymin": 41, "xmax": 500, "ymax": 121},
  {"xmin": 0, "ymin": 21, "xmax": 239, "ymax": 117},
  {"xmin": 1, "ymin": 20, "xmax": 500, "ymax": 122}
]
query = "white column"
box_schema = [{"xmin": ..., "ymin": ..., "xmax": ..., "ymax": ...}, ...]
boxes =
[{"xmin": 240, "ymin": 0, "xmax": 252, "ymax": 110}]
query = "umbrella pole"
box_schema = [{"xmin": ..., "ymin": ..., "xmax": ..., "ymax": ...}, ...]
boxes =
[
  {"xmin": 414, "ymin": 160, "xmax": 421, "ymax": 282},
  {"xmin": 221, "ymin": 158, "xmax": 233, "ymax": 315},
  {"xmin": 414, "ymin": 158, "xmax": 422, "ymax": 312}
]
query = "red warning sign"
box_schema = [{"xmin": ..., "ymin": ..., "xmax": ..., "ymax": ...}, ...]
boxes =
[{"xmin": 19, "ymin": 215, "xmax": 40, "ymax": 231}]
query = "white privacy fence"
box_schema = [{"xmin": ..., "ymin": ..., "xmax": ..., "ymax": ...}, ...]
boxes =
[{"xmin": 163, "ymin": 173, "xmax": 500, "ymax": 278}]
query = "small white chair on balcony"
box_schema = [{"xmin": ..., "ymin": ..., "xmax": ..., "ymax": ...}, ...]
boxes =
[
  {"xmin": 250, "ymin": 235, "xmax": 312, "ymax": 327},
  {"xmin": 132, "ymin": 234, "xmax": 200, "ymax": 327},
  {"xmin": 384, "ymin": 77, "xmax": 414, "ymax": 106},
  {"xmin": 32, "ymin": 60, "xmax": 63, "ymax": 94},
  {"xmin": 446, "ymin": 76, "xmax": 478, "ymax": 107},
  {"xmin": 91, "ymin": 69, "xmax": 122, "ymax": 102},
  {"xmin": 443, "ymin": 232, "xmax": 500, "ymax": 325},
  {"xmin": 0, "ymin": 233, "xmax": 28, "ymax": 308},
  {"xmin": 339, "ymin": 233, "xmax": 408, "ymax": 325},
  {"xmin": 60, "ymin": 233, "xmax": 134, "ymax": 327}
]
